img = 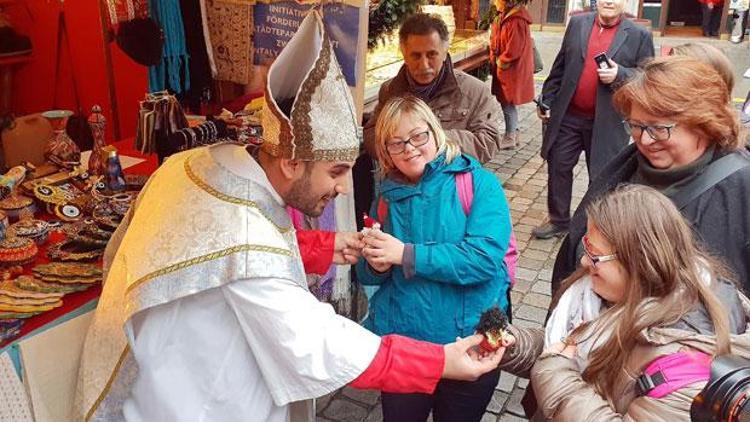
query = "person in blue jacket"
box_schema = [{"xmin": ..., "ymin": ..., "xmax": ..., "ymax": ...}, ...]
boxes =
[{"xmin": 356, "ymin": 95, "xmax": 512, "ymax": 422}]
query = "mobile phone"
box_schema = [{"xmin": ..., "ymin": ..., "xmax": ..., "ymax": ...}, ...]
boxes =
[
  {"xmin": 594, "ymin": 52, "xmax": 611, "ymax": 70},
  {"xmin": 533, "ymin": 95, "xmax": 549, "ymax": 112}
]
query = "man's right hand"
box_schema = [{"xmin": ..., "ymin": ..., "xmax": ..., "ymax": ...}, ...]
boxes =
[
  {"xmin": 442, "ymin": 335, "xmax": 504, "ymax": 381},
  {"xmin": 333, "ymin": 232, "xmax": 364, "ymax": 265},
  {"xmin": 536, "ymin": 107, "xmax": 550, "ymax": 122}
]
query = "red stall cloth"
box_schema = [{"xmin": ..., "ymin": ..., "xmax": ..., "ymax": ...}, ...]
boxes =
[
  {"xmin": 6, "ymin": 0, "xmax": 148, "ymax": 142},
  {"xmin": 0, "ymin": 139, "xmax": 156, "ymax": 348}
]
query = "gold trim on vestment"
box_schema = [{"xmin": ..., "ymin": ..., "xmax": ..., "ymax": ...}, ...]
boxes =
[
  {"xmin": 126, "ymin": 244, "xmax": 293, "ymax": 294},
  {"xmin": 86, "ymin": 346, "xmax": 130, "ymax": 422},
  {"xmin": 184, "ymin": 155, "xmax": 292, "ymax": 234}
]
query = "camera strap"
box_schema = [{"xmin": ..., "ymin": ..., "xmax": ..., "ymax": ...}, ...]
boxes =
[{"xmin": 635, "ymin": 351, "xmax": 712, "ymax": 398}]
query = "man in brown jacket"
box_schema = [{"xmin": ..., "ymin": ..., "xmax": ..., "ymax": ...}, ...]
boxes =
[{"xmin": 362, "ymin": 13, "xmax": 503, "ymax": 165}]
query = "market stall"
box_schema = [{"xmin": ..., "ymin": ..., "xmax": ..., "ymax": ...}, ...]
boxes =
[
  {"xmin": 0, "ymin": 0, "xmax": 495, "ymax": 417},
  {"xmin": 0, "ymin": 129, "xmax": 157, "ymax": 420}
]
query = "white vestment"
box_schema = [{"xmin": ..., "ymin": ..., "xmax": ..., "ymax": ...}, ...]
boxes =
[{"xmin": 75, "ymin": 144, "xmax": 380, "ymax": 421}]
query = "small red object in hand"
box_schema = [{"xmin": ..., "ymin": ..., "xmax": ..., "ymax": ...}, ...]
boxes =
[
  {"xmin": 475, "ymin": 306, "xmax": 509, "ymax": 352},
  {"xmin": 479, "ymin": 334, "xmax": 503, "ymax": 352},
  {"xmin": 363, "ymin": 213, "xmax": 380, "ymax": 229}
]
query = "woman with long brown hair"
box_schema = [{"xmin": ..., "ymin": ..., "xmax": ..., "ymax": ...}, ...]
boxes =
[
  {"xmin": 553, "ymin": 55, "xmax": 750, "ymax": 294},
  {"xmin": 499, "ymin": 185, "xmax": 750, "ymax": 419}
]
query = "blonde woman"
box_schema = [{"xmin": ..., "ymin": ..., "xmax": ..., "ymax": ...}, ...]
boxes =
[
  {"xmin": 500, "ymin": 185, "xmax": 750, "ymax": 420},
  {"xmin": 355, "ymin": 95, "xmax": 512, "ymax": 422}
]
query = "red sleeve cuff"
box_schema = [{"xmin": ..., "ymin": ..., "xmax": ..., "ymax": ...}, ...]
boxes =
[
  {"xmin": 296, "ymin": 230, "xmax": 335, "ymax": 275},
  {"xmin": 350, "ymin": 335, "xmax": 444, "ymax": 394}
]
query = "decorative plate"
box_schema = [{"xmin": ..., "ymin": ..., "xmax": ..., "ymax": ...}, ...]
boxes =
[
  {"xmin": 32, "ymin": 262, "xmax": 103, "ymax": 278},
  {"xmin": 0, "ymin": 280, "xmax": 64, "ymax": 300},
  {"xmin": 0, "ymin": 194, "xmax": 34, "ymax": 211},
  {"xmin": 46, "ymin": 240, "xmax": 104, "ymax": 262},
  {"xmin": 9, "ymin": 219, "xmax": 49, "ymax": 238},
  {"xmin": 0, "ymin": 299, "xmax": 63, "ymax": 314},
  {"xmin": 0, "ymin": 237, "xmax": 38, "ymax": 266},
  {"xmin": 35, "ymin": 274, "xmax": 101, "ymax": 285},
  {"xmin": 15, "ymin": 275, "xmax": 91, "ymax": 294}
]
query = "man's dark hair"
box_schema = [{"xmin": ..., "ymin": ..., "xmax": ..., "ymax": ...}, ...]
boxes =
[{"xmin": 398, "ymin": 13, "xmax": 450, "ymax": 45}]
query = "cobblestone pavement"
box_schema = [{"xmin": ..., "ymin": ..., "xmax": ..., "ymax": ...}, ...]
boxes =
[{"xmin": 318, "ymin": 30, "xmax": 750, "ymax": 421}]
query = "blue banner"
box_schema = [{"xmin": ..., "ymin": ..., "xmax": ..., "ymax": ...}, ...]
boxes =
[{"xmin": 253, "ymin": 2, "xmax": 360, "ymax": 86}]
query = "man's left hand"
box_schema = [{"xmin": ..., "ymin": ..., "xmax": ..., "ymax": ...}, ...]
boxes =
[{"xmin": 597, "ymin": 59, "xmax": 619, "ymax": 85}]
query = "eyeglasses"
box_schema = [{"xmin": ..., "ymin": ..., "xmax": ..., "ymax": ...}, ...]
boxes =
[
  {"xmin": 582, "ymin": 235, "xmax": 617, "ymax": 268},
  {"xmin": 385, "ymin": 130, "xmax": 431, "ymax": 154},
  {"xmin": 623, "ymin": 120, "xmax": 677, "ymax": 142}
]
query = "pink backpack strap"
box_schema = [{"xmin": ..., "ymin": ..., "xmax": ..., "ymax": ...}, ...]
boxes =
[
  {"xmin": 455, "ymin": 171, "xmax": 473, "ymax": 215},
  {"xmin": 635, "ymin": 351, "xmax": 712, "ymax": 398},
  {"xmin": 505, "ymin": 232, "xmax": 518, "ymax": 286},
  {"xmin": 455, "ymin": 171, "xmax": 518, "ymax": 286}
]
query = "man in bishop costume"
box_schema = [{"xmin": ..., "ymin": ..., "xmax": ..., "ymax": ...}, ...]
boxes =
[{"xmin": 75, "ymin": 10, "xmax": 503, "ymax": 422}]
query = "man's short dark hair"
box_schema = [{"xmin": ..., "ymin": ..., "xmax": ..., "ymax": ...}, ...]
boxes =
[{"xmin": 398, "ymin": 13, "xmax": 450, "ymax": 45}]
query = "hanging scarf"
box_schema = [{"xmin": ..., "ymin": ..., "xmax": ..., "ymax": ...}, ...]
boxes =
[{"xmin": 149, "ymin": 0, "xmax": 191, "ymax": 94}]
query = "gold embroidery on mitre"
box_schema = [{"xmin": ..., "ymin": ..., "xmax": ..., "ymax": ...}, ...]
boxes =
[
  {"xmin": 260, "ymin": 86, "xmax": 295, "ymax": 159},
  {"xmin": 262, "ymin": 10, "xmax": 361, "ymax": 162}
]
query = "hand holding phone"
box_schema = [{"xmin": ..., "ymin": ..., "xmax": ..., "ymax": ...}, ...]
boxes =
[
  {"xmin": 594, "ymin": 52, "xmax": 611, "ymax": 70},
  {"xmin": 595, "ymin": 53, "xmax": 618, "ymax": 85},
  {"xmin": 534, "ymin": 96, "xmax": 550, "ymax": 122}
]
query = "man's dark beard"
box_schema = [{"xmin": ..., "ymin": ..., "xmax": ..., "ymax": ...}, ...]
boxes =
[{"xmin": 285, "ymin": 164, "xmax": 334, "ymax": 217}]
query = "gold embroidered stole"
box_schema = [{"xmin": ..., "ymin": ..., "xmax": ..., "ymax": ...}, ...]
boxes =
[{"xmin": 75, "ymin": 146, "xmax": 304, "ymax": 421}]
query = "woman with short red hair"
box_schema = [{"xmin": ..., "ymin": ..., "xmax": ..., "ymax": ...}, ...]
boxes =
[{"xmin": 553, "ymin": 55, "xmax": 750, "ymax": 294}]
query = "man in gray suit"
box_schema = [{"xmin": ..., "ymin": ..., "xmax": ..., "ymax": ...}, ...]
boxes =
[{"xmin": 532, "ymin": 0, "xmax": 654, "ymax": 239}]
